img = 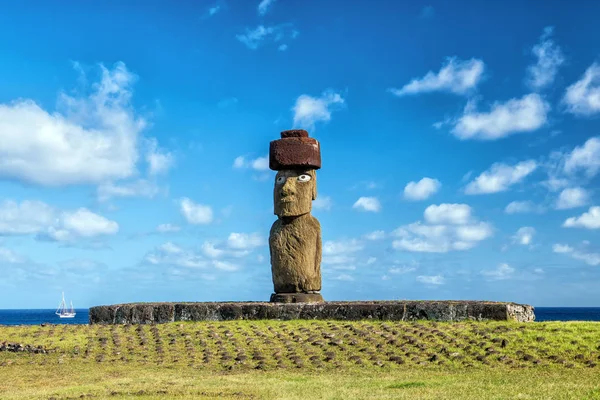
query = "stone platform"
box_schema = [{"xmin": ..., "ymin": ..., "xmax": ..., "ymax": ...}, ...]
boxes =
[{"xmin": 88, "ymin": 300, "xmax": 535, "ymax": 324}]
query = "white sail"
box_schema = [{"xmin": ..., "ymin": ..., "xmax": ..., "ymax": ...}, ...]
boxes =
[{"xmin": 56, "ymin": 292, "xmax": 76, "ymax": 318}]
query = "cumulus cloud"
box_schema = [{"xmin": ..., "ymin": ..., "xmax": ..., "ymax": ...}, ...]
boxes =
[
  {"xmin": 227, "ymin": 232, "xmax": 266, "ymax": 250},
  {"xmin": 146, "ymin": 138, "xmax": 174, "ymax": 175},
  {"xmin": 0, "ymin": 200, "xmax": 118, "ymax": 242},
  {"xmin": 363, "ymin": 230, "xmax": 385, "ymax": 240},
  {"xmin": 563, "ymin": 206, "xmax": 600, "ymax": 229},
  {"xmin": 424, "ymin": 203, "xmax": 472, "ymax": 225},
  {"xmin": 313, "ymin": 196, "xmax": 333, "ymax": 211},
  {"xmin": 556, "ymin": 187, "xmax": 589, "ymax": 209},
  {"xmin": 392, "ymin": 204, "xmax": 492, "ymax": 253},
  {"xmin": 180, "ymin": 198, "xmax": 213, "ymax": 225},
  {"xmin": 505, "ymin": 200, "xmax": 538, "ymax": 214},
  {"xmin": 156, "ymin": 223, "xmax": 180, "ymax": 233},
  {"xmin": 388, "ymin": 57, "xmax": 484, "ymax": 96},
  {"xmin": 323, "ymin": 239, "xmax": 364, "ymax": 256},
  {"xmin": 236, "ymin": 24, "xmax": 296, "ymax": 50},
  {"xmin": 416, "ymin": 275, "xmax": 445, "ymax": 285},
  {"xmin": 403, "ymin": 177, "xmax": 441, "ymax": 201},
  {"xmin": 0, "ymin": 62, "xmax": 153, "ymax": 187},
  {"xmin": 353, "ymin": 197, "xmax": 381, "ymax": 212},
  {"xmin": 563, "ymin": 136, "xmax": 600, "ymax": 178},
  {"xmin": 232, "ymin": 155, "xmax": 269, "ymax": 171},
  {"xmin": 563, "ymin": 63, "xmax": 600, "ymax": 116},
  {"xmin": 526, "ymin": 27, "xmax": 564, "ymax": 90},
  {"xmin": 292, "ymin": 90, "xmax": 345, "ymax": 129},
  {"xmin": 512, "ymin": 227, "xmax": 535, "ymax": 246},
  {"xmin": 465, "ymin": 160, "xmax": 538, "ymax": 194},
  {"xmin": 452, "ymin": 94, "xmax": 549, "ymax": 140},
  {"xmin": 481, "ymin": 263, "xmax": 515, "ymax": 280},
  {"xmin": 97, "ymin": 179, "xmax": 160, "ymax": 202},
  {"xmin": 258, "ymin": 0, "xmax": 276, "ymax": 15},
  {"xmin": 553, "ymin": 243, "xmax": 600, "ymax": 266}
]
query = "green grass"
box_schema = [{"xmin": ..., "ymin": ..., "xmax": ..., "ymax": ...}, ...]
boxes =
[{"xmin": 1, "ymin": 320, "xmax": 600, "ymax": 399}]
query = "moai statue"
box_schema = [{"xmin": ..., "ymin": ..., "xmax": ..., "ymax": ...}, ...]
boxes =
[{"xmin": 268, "ymin": 129, "xmax": 324, "ymax": 303}]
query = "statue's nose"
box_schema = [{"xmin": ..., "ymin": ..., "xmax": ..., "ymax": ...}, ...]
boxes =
[{"xmin": 280, "ymin": 179, "xmax": 295, "ymax": 197}]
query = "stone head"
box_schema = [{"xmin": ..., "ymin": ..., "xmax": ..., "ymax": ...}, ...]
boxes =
[
  {"xmin": 269, "ymin": 129, "xmax": 321, "ymax": 218},
  {"xmin": 274, "ymin": 169, "xmax": 317, "ymax": 217}
]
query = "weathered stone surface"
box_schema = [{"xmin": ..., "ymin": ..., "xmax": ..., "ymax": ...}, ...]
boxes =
[
  {"xmin": 270, "ymin": 293, "xmax": 324, "ymax": 303},
  {"xmin": 273, "ymin": 170, "xmax": 317, "ymax": 217},
  {"xmin": 269, "ymin": 131, "xmax": 321, "ymax": 171},
  {"xmin": 270, "ymin": 213, "xmax": 321, "ymax": 293},
  {"xmin": 89, "ymin": 300, "xmax": 535, "ymax": 324}
]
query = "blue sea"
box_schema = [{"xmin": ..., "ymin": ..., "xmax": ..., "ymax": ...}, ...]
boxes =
[{"xmin": 0, "ymin": 307, "xmax": 599, "ymax": 325}]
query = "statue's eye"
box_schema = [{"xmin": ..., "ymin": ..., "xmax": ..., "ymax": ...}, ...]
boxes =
[
  {"xmin": 297, "ymin": 174, "xmax": 311, "ymax": 182},
  {"xmin": 276, "ymin": 176, "xmax": 286, "ymax": 184}
]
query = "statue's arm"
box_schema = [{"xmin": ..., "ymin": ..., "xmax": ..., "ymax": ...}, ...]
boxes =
[{"xmin": 314, "ymin": 217, "xmax": 322, "ymax": 272}]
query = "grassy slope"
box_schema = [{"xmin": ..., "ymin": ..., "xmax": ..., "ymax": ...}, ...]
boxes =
[{"xmin": 1, "ymin": 320, "xmax": 600, "ymax": 399}]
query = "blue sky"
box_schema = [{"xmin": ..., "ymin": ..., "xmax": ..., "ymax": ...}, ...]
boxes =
[{"xmin": 1, "ymin": 1, "xmax": 600, "ymax": 309}]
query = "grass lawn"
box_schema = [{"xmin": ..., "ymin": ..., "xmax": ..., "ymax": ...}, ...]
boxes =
[{"xmin": 1, "ymin": 320, "xmax": 600, "ymax": 399}]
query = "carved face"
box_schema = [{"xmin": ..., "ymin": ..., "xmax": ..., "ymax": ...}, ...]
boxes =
[{"xmin": 274, "ymin": 169, "xmax": 317, "ymax": 217}]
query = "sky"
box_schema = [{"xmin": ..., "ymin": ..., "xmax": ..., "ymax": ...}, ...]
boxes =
[{"xmin": 0, "ymin": 0, "xmax": 600, "ymax": 309}]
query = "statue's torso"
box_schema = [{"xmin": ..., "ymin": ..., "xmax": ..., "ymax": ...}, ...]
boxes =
[{"xmin": 269, "ymin": 214, "xmax": 321, "ymax": 293}]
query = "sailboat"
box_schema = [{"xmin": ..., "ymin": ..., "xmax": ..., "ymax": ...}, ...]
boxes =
[{"xmin": 55, "ymin": 292, "xmax": 76, "ymax": 318}]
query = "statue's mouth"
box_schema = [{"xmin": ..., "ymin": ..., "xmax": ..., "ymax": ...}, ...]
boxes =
[{"xmin": 279, "ymin": 198, "xmax": 295, "ymax": 204}]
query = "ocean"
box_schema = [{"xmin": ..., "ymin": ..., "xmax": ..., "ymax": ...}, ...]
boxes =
[{"xmin": 0, "ymin": 307, "xmax": 599, "ymax": 325}]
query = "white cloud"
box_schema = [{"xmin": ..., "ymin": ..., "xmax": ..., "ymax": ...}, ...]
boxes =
[
  {"xmin": 512, "ymin": 227, "xmax": 535, "ymax": 246},
  {"xmin": 564, "ymin": 63, "xmax": 600, "ymax": 116},
  {"xmin": 0, "ymin": 62, "xmax": 150, "ymax": 187},
  {"xmin": 526, "ymin": 27, "xmax": 564, "ymax": 90},
  {"xmin": 366, "ymin": 257, "xmax": 377, "ymax": 265},
  {"xmin": 156, "ymin": 223, "xmax": 180, "ymax": 233},
  {"xmin": 481, "ymin": 263, "xmax": 515, "ymax": 280},
  {"xmin": 0, "ymin": 247, "xmax": 26, "ymax": 264},
  {"xmin": 553, "ymin": 243, "xmax": 600, "ymax": 266},
  {"xmin": 323, "ymin": 239, "xmax": 364, "ymax": 256},
  {"xmin": 334, "ymin": 274, "xmax": 354, "ymax": 281},
  {"xmin": 388, "ymin": 57, "xmax": 484, "ymax": 96},
  {"xmin": 505, "ymin": 200, "xmax": 536, "ymax": 214},
  {"xmin": 208, "ymin": 5, "xmax": 220, "ymax": 16},
  {"xmin": 232, "ymin": 155, "xmax": 269, "ymax": 171},
  {"xmin": 0, "ymin": 200, "xmax": 118, "ymax": 242},
  {"xmin": 201, "ymin": 241, "xmax": 225, "ymax": 259},
  {"xmin": 236, "ymin": 24, "xmax": 296, "ymax": 50},
  {"xmin": 553, "ymin": 243, "xmax": 574, "ymax": 254},
  {"xmin": 313, "ymin": 196, "xmax": 333, "ymax": 211},
  {"xmin": 146, "ymin": 138, "xmax": 174, "ymax": 175},
  {"xmin": 403, "ymin": 177, "xmax": 441, "ymax": 201},
  {"xmin": 97, "ymin": 179, "xmax": 159, "ymax": 202},
  {"xmin": 52, "ymin": 208, "xmax": 118, "ymax": 240},
  {"xmin": 180, "ymin": 198, "xmax": 213, "ymax": 225},
  {"xmin": 452, "ymin": 94, "xmax": 549, "ymax": 140},
  {"xmin": 389, "ymin": 266, "xmax": 416, "ymax": 274},
  {"xmin": 416, "ymin": 275, "xmax": 445, "ymax": 285},
  {"xmin": 424, "ymin": 203, "xmax": 472, "ymax": 225},
  {"xmin": 258, "ymin": 0, "xmax": 276, "ymax": 15},
  {"xmin": 233, "ymin": 156, "xmax": 246, "ymax": 169},
  {"xmin": 563, "ymin": 206, "xmax": 600, "ymax": 229},
  {"xmin": 556, "ymin": 187, "xmax": 589, "ymax": 209},
  {"xmin": 393, "ymin": 204, "xmax": 492, "ymax": 253},
  {"xmin": 563, "ymin": 136, "xmax": 600, "ymax": 177},
  {"xmin": 364, "ymin": 230, "xmax": 385, "ymax": 240},
  {"xmin": 353, "ymin": 197, "xmax": 381, "ymax": 212},
  {"xmin": 465, "ymin": 160, "xmax": 538, "ymax": 194},
  {"xmin": 0, "ymin": 200, "xmax": 55, "ymax": 235},
  {"xmin": 227, "ymin": 232, "xmax": 265, "ymax": 250},
  {"xmin": 251, "ymin": 156, "xmax": 269, "ymax": 171},
  {"xmin": 292, "ymin": 90, "xmax": 345, "ymax": 129}
]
